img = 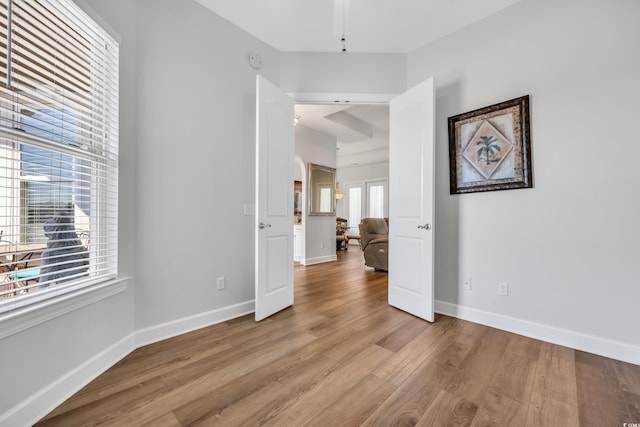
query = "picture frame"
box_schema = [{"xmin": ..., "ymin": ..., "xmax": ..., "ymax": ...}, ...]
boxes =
[
  {"xmin": 448, "ymin": 95, "xmax": 532, "ymax": 194},
  {"xmin": 307, "ymin": 163, "xmax": 336, "ymax": 216}
]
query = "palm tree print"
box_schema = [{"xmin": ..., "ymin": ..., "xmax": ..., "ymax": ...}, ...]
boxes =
[{"xmin": 476, "ymin": 135, "xmax": 501, "ymax": 165}]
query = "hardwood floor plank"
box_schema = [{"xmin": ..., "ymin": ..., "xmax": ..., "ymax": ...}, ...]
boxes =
[
  {"xmin": 416, "ymin": 389, "xmax": 478, "ymax": 427},
  {"xmin": 34, "ymin": 250, "xmax": 640, "ymax": 427},
  {"xmin": 111, "ymin": 331, "xmax": 318, "ymax": 426},
  {"xmin": 445, "ymin": 327, "xmax": 511, "ymax": 404},
  {"xmin": 37, "ymin": 378, "xmax": 169, "ymax": 427},
  {"xmin": 372, "ymin": 315, "xmax": 458, "ymax": 386},
  {"xmin": 617, "ymin": 360, "xmax": 640, "ymax": 395},
  {"xmin": 524, "ymin": 391, "xmax": 579, "ymax": 427},
  {"xmin": 504, "ymin": 333, "xmax": 543, "ymax": 360},
  {"xmin": 159, "ymin": 328, "xmax": 316, "ymax": 389},
  {"xmin": 375, "ymin": 314, "xmax": 431, "ymax": 352},
  {"xmin": 174, "ymin": 352, "xmax": 339, "ymax": 426},
  {"xmin": 534, "ymin": 342, "xmax": 578, "ymax": 406},
  {"xmin": 470, "ymin": 351, "xmax": 538, "ymax": 426},
  {"xmin": 361, "ymin": 360, "xmax": 457, "ymax": 426},
  {"xmin": 139, "ymin": 412, "xmax": 182, "ymax": 427},
  {"xmin": 205, "ymin": 358, "xmax": 341, "ymax": 427},
  {"xmin": 472, "ymin": 388, "xmax": 528, "ymax": 426},
  {"xmin": 42, "ymin": 318, "xmax": 265, "ymax": 417},
  {"xmin": 311, "ymin": 374, "xmax": 397, "ymax": 427},
  {"xmin": 259, "ymin": 345, "xmax": 394, "ymax": 427},
  {"xmin": 575, "ymin": 350, "xmax": 631, "ymax": 427},
  {"xmin": 624, "ymin": 391, "xmax": 640, "ymax": 422},
  {"xmin": 491, "ymin": 352, "xmax": 538, "ymax": 403},
  {"xmin": 322, "ymin": 308, "xmax": 411, "ymax": 362}
]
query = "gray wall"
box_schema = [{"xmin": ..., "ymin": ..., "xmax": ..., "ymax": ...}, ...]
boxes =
[
  {"xmin": 1, "ymin": 0, "xmax": 280, "ymax": 422},
  {"xmin": 0, "ymin": 0, "xmax": 138, "ymax": 421},
  {"xmin": 280, "ymin": 52, "xmax": 406, "ymax": 95},
  {"xmin": 294, "ymin": 125, "xmax": 337, "ymax": 264},
  {"xmin": 408, "ymin": 0, "xmax": 640, "ymax": 350},
  {"xmin": 133, "ymin": 0, "xmax": 280, "ymax": 330}
]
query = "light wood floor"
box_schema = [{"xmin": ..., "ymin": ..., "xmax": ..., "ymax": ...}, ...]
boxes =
[{"xmin": 37, "ymin": 248, "xmax": 640, "ymax": 426}]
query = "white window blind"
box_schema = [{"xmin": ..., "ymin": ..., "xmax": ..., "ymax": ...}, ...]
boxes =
[
  {"xmin": 347, "ymin": 186, "xmax": 361, "ymax": 231},
  {"xmin": 368, "ymin": 184, "xmax": 384, "ymax": 218},
  {"xmin": 0, "ymin": 0, "xmax": 118, "ymax": 312}
]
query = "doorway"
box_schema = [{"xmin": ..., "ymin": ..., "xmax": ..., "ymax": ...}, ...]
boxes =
[
  {"xmin": 293, "ymin": 100, "xmax": 391, "ymax": 258},
  {"xmin": 256, "ymin": 79, "xmax": 435, "ymax": 322}
]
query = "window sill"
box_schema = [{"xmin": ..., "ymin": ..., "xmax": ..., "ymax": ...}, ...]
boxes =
[{"xmin": 0, "ymin": 277, "xmax": 129, "ymax": 340}]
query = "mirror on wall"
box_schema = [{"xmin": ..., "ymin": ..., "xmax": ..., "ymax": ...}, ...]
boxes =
[{"xmin": 308, "ymin": 163, "xmax": 336, "ymax": 216}]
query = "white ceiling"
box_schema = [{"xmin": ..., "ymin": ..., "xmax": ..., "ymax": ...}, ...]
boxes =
[
  {"xmin": 194, "ymin": 0, "xmax": 522, "ymax": 53},
  {"xmin": 295, "ymin": 104, "xmax": 390, "ymax": 168},
  {"xmin": 195, "ymin": 0, "xmax": 522, "ymax": 167}
]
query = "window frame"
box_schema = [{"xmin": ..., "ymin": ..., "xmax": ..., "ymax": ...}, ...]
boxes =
[{"xmin": 0, "ymin": 0, "xmax": 122, "ymax": 336}]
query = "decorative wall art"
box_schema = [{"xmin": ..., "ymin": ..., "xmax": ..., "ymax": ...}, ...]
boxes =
[{"xmin": 448, "ymin": 95, "xmax": 532, "ymax": 194}]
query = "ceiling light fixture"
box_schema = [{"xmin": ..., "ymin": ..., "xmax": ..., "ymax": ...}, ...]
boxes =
[
  {"xmin": 335, "ymin": 182, "xmax": 345, "ymax": 200},
  {"xmin": 333, "ymin": 0, "xmax": 350, "ymax": 53}
]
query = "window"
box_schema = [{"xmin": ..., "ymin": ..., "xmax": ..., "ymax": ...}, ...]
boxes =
[
  {"xmin": 0, "ymin": 0, "xmax": 118, "ymax": 313},
  {"xmin": 366, "ymin": 180, "xmax": 387, "ymax": 218},
  {"xmin": 347, "ymin": 187, "xmax": 361, "ymax": 232},
  {"xmin": 342, "ymin": 179, "xmax": 388, "ymax": 233}
]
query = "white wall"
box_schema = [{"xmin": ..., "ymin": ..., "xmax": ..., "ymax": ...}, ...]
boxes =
[
  {"xmin": 408, "ymin": 0, "xmax": 640, "ymax": 361},
  {"xmin": 134, "ymin": 0, "xmax": 280, "ymax": 330},
  {"xmin": 295, "ymin": 125, "xmax": 337, "ymax": 264},
  {"xmin": 280, "ymin": 52, "xmax": 406, "ymax": 95},
  {"xmin": 0, "ymin": 0, "xmax": 138, "ymax": 423}
]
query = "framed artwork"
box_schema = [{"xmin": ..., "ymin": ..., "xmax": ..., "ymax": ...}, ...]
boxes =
[{"xmin": 448, "ymin": 95, "xmax": 532, "ymax": 194}]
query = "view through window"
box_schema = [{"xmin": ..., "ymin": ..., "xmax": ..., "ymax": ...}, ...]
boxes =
[{"xmin": 0, "ymin": 0, "xmax": 118, "ymax": 310}]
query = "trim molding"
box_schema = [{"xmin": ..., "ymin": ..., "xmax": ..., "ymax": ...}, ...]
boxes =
[
  {"xmin": 0, "ymin": 333, "xmax": 135, "ymax": 427},
  {"xmin": 6, "ymin": 297, "xmax": 638, "ymax": 424},
  {"xmin": 435, "ymin": 300, "xmax": 640, "ymax": 366},
  {"xmin": 135, "ymin": 300, "xmax": 255, "ymax": 347},
  {"xmin": 3, "ymin": 300, "xmax": 255, "ymax": 425},
  {"xmin": 302, "ymin": 255, "xmax": 337, "ymax": 265}
]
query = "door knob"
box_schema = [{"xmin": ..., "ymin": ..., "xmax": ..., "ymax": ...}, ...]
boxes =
[
  {"xmin": 417, "ymin": 223, "xmax": 431, "ymax": 230},
  {"xmin": 259, "ymin": 222, "xmax": 272, "ymax": 229}
]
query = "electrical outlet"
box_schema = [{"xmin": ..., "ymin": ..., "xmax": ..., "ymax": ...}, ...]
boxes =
[
  {"xmin": 498, "ymin": 282, "xmax": 509, "ymax": 296},
  {"xmin": 217, "ymin": 277, "xmax": 225, "ymax": 290},
  {"xmin": 320, "ymin": 242, "xmax": 324, "ymax": 249},
  {"xmin": 463, "ymin": 278, "xmax": 472, "ymax": 290}
]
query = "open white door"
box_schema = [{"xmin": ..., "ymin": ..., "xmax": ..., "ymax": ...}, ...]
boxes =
[
  {"xmin": 255, "ymin": 75, "xmax": 294, "ymax": 321},
  {"xmin": 388, "ymin": 77, "xmax": 435, "ymax": 322}
]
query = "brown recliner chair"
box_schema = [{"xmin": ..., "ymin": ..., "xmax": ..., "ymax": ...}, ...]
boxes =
[{"xmin": 358, "ymin": 218, "xmax": 389, "ymax": 271}]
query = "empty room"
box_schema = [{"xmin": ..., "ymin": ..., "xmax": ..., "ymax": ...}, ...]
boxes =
[{"xmin": 1, "ymin": 0, "xmax": 639, "ymax": 425}]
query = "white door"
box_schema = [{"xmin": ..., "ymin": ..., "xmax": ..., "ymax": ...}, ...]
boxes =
[
  {"xmin": 388, "ymin": 77, "xmax": 435, "ymax": 322},
  {"xmin": 255, "ymin": 75, "xmax": 294, "ymax": 321}
]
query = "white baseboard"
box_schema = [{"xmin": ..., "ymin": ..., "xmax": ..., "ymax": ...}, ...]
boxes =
[
  {"xmin": 2, "ymin": 301, "xmax": 255, "ymax": 426},
  {"xmin": 303, "ymin": 255, "xmax": 337, "ymax": 265},
  {"xmin": 435, "ymin": 300, "xmax": 640, "ymax": 366},
  {"xmin": 0, "ymin": 333, "xmax": 136, "ymax": 427},
  {"xmin": 7, "ymin": 297, "xmax": 637, "ymax": 426},
  {"xmin": 135, "ymin": 300, "xmax": 255, "ymax": 348}
]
